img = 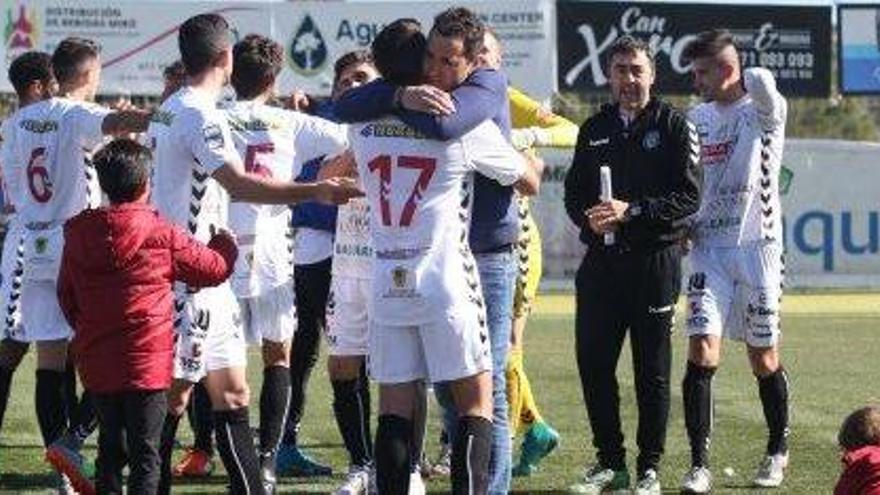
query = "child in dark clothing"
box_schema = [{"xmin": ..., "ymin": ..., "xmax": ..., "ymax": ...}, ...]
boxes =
[
  {"xmin": 57, "ymin": 138, "xmax": 238, "ymax": 495},
  {"xmin": 836, "ymin": 405, "xmax": 880, "ymax": 495}
]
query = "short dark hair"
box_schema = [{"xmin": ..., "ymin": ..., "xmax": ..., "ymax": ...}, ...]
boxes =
[
  {"xmin": 231, "ymin": 34, "xmax": 283, "ymax": 100},
  {"xmin": 178, "ymin": 14, "xmax": 230, "ymax": 76},
  {"xmin": 163, "ymin": 60, "xmax": 186, "ymax": 82},
  {"xmin": 52, "ymin": 37, "xmax": 100, "ymax": 85},
  {"xmin": 371, "ymin": 19, "xmax": 426, "ymax": 86},
  {"xmin": 430, "ymin": 7, "xmax": 485, "ymax": 60},
  {"xmin": 839, "ymin": 406, "xmax": 880, "ymax": 451},
  {"xmin": 8, "ymin": 51, "xmax": 53, "ymax": 98},
  {"xmin": 94, "ymin": 139, "xmax": 152, "ymax": 204},
  {"xmin": 606, "ymin": 35, "xmax": 654, "ymax": 70},
  {"xmin": 683, "ymin": 29, "xmax": 738, "ymax": 62},
  {"xmin": 333, "ymin": 50, "xmax": 374, "ymax": 87}
]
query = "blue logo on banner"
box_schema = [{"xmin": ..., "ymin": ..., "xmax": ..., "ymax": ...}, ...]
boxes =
[{"xmin": 289, "ymin": 14, "xmax": 328, "ymax": 75}]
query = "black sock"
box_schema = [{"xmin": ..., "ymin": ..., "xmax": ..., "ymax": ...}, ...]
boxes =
[
  {"xmin": 158, "ymin": 413, "xmax": 181, "ymax": 495},
  {"xmin": 35, "ymin": 369, "xmax": 66, "ymax": 446},
  {"xmin": 260, "ymin": 365, "xmax": 291, "ymax": 457},
  {"xmin": 0, "ymin": 366, "xmax": 14, "ymax": 431},
  {"xmin": 62, "ymin": 360, "xmax": 77, "ymax": 428},
  {"xmin": 452, "ymin": 415, "xmax": 492, "ymax": 495},
  {"xmin": 191, "ymin": 382, "xmax": 214, "ymax": 456},
  {"xmin": 758, "ymin": 367, "xmax": 790, "ymax": 456},
  {"xmin": 67, "ymin": 391, "xmax": 98, "ymax": 448},
  {"xmin": 214, "ymin": 407, "xmax": 263, "ymax": 495},
  {"xmin": 411, "ymin": 380, "xmax": 427, "ymax": 472},
  {"xmin": 331, "ymin": 376, "xmax": 372, "ymax": 467},
  {"xmin": 375, "ymin": 414, "xmax": 412, "ymax": 494},
  {"xmin": 683, "ymin": 361, "xmax": 716, "ymax": 468}
]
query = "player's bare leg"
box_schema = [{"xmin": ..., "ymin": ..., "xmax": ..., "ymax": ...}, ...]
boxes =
[
  {"xmin": 259, "ymin": 339, "xmax": 291, "ymax": 493},
  {"xmin": 204, "ymin": 366, "xmax": 263, "ymax": 494},
  {"xmin": 681, "ymin": 335, "xmax": 722, "ymax": 493},
  {"xmin": 0, "ymin": 339, "xmax": 29, "ymax": 431},
  {"xmin": 747, "ymin": 345, "xmax": 789, "ymax": 488},
  {"xmin": 449, "ymin": 371, "xmax": 493, "ymax": 495}
]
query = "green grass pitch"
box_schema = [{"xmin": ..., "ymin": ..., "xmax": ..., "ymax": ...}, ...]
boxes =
[{"xmin": 1, "ymin": 293, "xmax": 878, "ymax": 493}]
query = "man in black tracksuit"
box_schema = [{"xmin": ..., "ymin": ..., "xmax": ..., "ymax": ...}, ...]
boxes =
[{"xmin": 564, "ymin": 36, "xmax": 701, "ymax": 493}]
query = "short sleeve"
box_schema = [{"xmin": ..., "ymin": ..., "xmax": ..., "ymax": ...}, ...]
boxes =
[
  {"xmin": 461, "ymin": 121, "xmax": 525, "ymax": 186},
  {"xmin": 291, "ymin": 112, "xmax": 348, "ymax": 163},
  {"xmin": 67, "ymin": 102, "xmax": 110, "ymax": 149},
  {"xmin": 181, "ymin": 107, "xmax": 239, "ymax": 173}
]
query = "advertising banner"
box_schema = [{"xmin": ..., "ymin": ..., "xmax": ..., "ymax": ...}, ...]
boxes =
[
  {"xmin": 838, "ymin": 5, "xmax": 880, "ymax": 94},
  {"xmin": 273, "ymin": 0, "xmax": 556, "ymax": 98},
  {"xmin": 557, "ymin": 1, "xmax": 831, "ymax": 97},
  {"xmin": 536, "ymin": 140, "xmax": 880, "ymax": 289},
  {"xmin": 0, "ymin": 0, "xmax": 556, "ymax": 98}
]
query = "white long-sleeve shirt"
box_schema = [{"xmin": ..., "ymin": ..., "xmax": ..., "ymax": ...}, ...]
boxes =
[{"xmin": 688, "ymin": 68, "xmax": 787, "ymax": 247}]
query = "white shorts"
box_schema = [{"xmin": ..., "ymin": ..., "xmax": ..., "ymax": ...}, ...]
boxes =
[
  {"xmin": 1, "ymin": 222, "xmax": 24, "ymax": 340},
  {"xmin": 239, "ymin": 284, "xmax": 296, "ymax": 345},
  {"xmin": 368, "ymin": 310, "xmax": 492, "ymax": 385},
  {"xmin": 326, "ymin": 276, "xmax": 370, "ymax": 357},
  {"xmin": 685, "ymin": 242, "xmax": 784, "ymax": 348},
  {"xmin": 13, "ymin": 279, "xmax": 72, "ymax": 343},
  {"xmin": 173, "ymin": 284, "xmax": 246, "ymax": 383}
]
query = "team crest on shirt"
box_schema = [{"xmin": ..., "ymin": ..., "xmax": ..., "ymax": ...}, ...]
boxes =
[
  {"xmin": 642, "ymin": 130, "xmax": 661, "ymax": 150},
  {"xmin": 202, "ymin": 124, "xmax": 225, "ymax": 149},
  {"xmin": 385, "ymin": 265, "xmax": 417, "ymax": 299},
  {"xmin": 392, "ymin": 265, "xmax": 408, "ymax": 288},
  {"xmin": 34, "ymin": 236, "xmax": 47, "ymax": 254}
]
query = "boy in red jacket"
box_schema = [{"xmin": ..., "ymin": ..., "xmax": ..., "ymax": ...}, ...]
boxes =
[
  {"xmin": 836, "ymin": 406, "xmax": 880, "ymax": 495},
  {"xmin": 57, "ymin": 138, "xmax": 238, "ymax": 495}
]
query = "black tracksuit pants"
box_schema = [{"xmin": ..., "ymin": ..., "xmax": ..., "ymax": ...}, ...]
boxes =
[
  {"xmin": 94, "ymin": 390, "xmax": 167, "ymax": 495},
  {"xmin": 575, "ymin": 244, "xmax": 682, "ymax": 474}
]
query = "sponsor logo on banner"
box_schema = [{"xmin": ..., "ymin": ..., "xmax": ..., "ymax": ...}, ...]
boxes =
[
  {"xmin": 4, "ymin": 3, "xmax": 39, "ymax": 64},
  {"xmin": 557, "ymin": 2, "xmax": 831, "ymax": 97},
  {"xmin": 288, "ymin": 14, "xmax": 328, "ymax": 75}
]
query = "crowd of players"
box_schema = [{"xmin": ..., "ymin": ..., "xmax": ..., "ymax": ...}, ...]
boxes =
[{"xmin": 0, "ymin": 5, "xmax": 792, "ymax": 495}]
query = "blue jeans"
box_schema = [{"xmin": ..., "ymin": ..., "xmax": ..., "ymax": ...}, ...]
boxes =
[{"xmin": 435, "ymin": 250, "xmax": 516, "ymax": 494}]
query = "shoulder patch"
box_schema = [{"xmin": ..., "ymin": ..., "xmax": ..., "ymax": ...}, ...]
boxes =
[{"xmin": 202, "ymin": 124, "xmax": 225, "ymax": 149}]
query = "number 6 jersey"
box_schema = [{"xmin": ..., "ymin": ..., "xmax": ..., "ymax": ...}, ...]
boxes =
[{"xmin": 348, "ymin": 118, "xmax": 526, "ymax": 326}]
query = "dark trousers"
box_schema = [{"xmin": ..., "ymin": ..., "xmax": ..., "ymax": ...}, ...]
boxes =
[
  {"xmin": 94, "ymin": 390, "xmax": 167, "ymax": 495},
  {"xmin": 283, "ymin": 256, "xmax": 331, "ymax": 444},
  {"xmin": 575, "ymin": 244, "xmax": 681, "ymax": 474}
]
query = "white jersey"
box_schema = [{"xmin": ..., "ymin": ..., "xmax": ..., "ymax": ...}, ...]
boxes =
[
  {"xmin": 223, "ymin": 99, "xmax": 347, "ymax": 297},
  {"xmin": 349, "ymin": 118, "xmax": 525, "ymax": 326},
  {"xmin": 148, "ymin": 87, "xmax": 238, "ymax": 241},
  {"xmin": 4, "ymin": 97, "xmax": 108, "ymax": 225},
  {"xmin": 689, "ymin": 68, "xmax": 787, "ymax": 247},
  {"xmin": 332, "ymin": 196, "xmax": 372, "ymax": 279}
]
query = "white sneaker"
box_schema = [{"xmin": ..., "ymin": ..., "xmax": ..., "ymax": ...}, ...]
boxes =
[
  {"xmin": 680, "ymin": 466, "xmax": 712, "ymax": 494},
  {"xmin": 334, "ymin": 465, "xmax": 371, "ymax": 495},
  {"xmin": 634, "ymin": 469, "xmax": 661, "ymax": 495},
  {"xmin": 569, "ymin": 464, "xmax": 630, "ymax": 494},
  {"xmin": 753, "ymin": 453, "xmax": 788, "ymax": 488},
  {"xmin": 409, "ymin": 470, "xmax": 426, "ymax": 495}
]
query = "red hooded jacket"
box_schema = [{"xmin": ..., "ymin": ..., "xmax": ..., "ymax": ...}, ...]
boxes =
[
  {"xmin": 58, "ymin": 203, "xmax": 237, "ymax": 394},
  {"xmin": 836, "ymin": 446, "xmax": 880, "ymax": 495}
]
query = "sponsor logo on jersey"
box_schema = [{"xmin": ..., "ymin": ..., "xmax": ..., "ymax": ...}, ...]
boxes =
[
  {"xmin": 701, "ymin": 141, "xmax": 733, "ymax": 165},
  {"xmin": 360, "ymin": 123, "xmax": 429, "ymax": 140},
  {"xmin": 202, "ymin": 124, "xmax": 225, "ymax": 149},
  {"xmin": 19, "ymin": 119, "xmax": 58, "ymax": 133},
  {"xmin": 587, "ymin": 137, "xmax": 609, "ymax": 147},
  {"xmin": 288, "ymin": 14, "xmax": 328, "ymax": 75},
  {"xmin": 34, "ymin": 236, "xmax": 47, "ymax": 254}
]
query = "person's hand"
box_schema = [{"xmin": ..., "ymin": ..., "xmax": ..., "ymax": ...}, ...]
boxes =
[
  {"xmin": 400, "ymin": 85, "xmax": 455, "ymax": 115},
  {"xmin": 585, "ymin": 199, "xmax": 629, "ymax": 233},
  {"xmin": 312, "ymin": 177, "xmax": 364, "ymax": 205},
  {"xmin": 209, "ymin": 224, "xmax": 237, "ymax": 244},
  {"xmin": 285, "ymin": 90, "xmax": 310, "ymax": 112}
]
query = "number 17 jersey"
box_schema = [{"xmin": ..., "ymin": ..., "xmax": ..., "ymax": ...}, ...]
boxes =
[{"xmin": 348, "ymin": 118, "xmax": 525, "ymax": 326}]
